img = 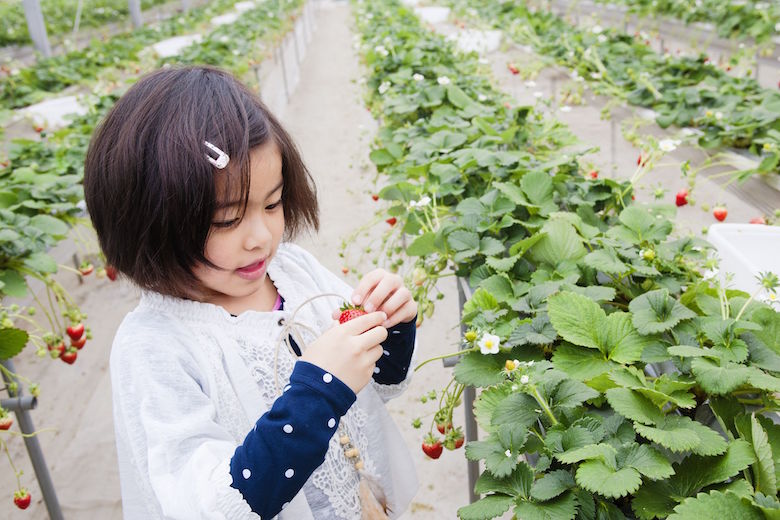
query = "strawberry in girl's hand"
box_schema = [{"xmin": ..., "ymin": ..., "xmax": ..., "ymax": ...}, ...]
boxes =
[
  {"xmin": 13, "ymin": 489, "xmax": 30, "ymax": 510},
  {"xmin": 66, "ymin": 323, "xmax": 85, "ymax": 341},
  {"xmin": 713, "ymin": 206, "xmax": 727, "ymax": 221},
  {"xmin": 675, "ymin": 188, "xmax": 689, "ymax": 207},
  {"xmin": 0, "ymin": 415, "xmax": 13, "ymax": 430},
  {"xmin": 338, "ymin": 303, "xmax": 367, "ymax": 324},
  {"xmin": 422, "ymin": 433, "xmax": 443, "ymax": 459}
]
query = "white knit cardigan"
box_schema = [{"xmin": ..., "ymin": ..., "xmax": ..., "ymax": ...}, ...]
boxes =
[{"xmin": 110, "ymin": 242, "xmax": 419, "ymax": 519}]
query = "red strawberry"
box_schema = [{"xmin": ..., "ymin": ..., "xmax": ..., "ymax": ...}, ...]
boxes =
[
  {"xmin": 0, "ymin": 415, "xmax": 13, "ymax": 430},
  {"xmin": 66, "ymin": 323, "xmax": 85, "ymax": 341},
  {"xmin": 713, "ymin": 206, "xmax": 727, "ymax": 221},
  {"xmin": 508, "ymin": 63, "xmax": 519, "ymax": 75},
  {"xmin": 13, "ymin": 489, "xmax": 30, "ymax": 510},
  {"xmin": 71, "ymin": 336, "xmax": 87, "ymax": 350},
  {"xmin": 385, "ymin": 217, "xmax": 397, "ymax": 226},
  {"xmin": 675, "ymin": 188, "xmax": 688, "ymax": 207},
  {"xmin": 61, "ymin": 348, "xmax": 77, "ymax": 364},
  {"xmin": 341, "ymin": 267, "xmax": 349, "ymax": 274},
  {"xmin": 750, "ymin": 216, "xmax": 766, "ymax": 224},
  {"xmin": 338, "ymin": 303, "xmax": 367, "ymax": 324},
  {"xmin": 79, "ymin": 262, "xmax": 94, "ymax": 276},
  {"xmin": 589, "ymin": 170, "xmax": 598, "ymax": 179},
  {"xmin": 436, "ymin": 420, "xmax": 452, "ymax": 434},
  {"xmin": 33, "ymin": 125, "xmax": 44, "ymax": 133},
  {"xmin": 371, "ymin": 194, "xmax": 379, "ymax": 201},
  {"xmin": 422, "ymin": 434, "xmax": 443, "ymax": 459},
  {"xmin": 454, "ymin": 433, "xmax": 465, "ymax": 449},
  {"xmin": 105, "ymin": 265, "xmax": 118, "ymax": 281}
]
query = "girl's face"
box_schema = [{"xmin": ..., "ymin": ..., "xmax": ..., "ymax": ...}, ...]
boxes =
[{"xmin": 194, "ymin": 140, "xmax": 285, "ymax": 310}]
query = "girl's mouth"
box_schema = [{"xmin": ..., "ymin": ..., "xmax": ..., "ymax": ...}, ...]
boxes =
[{"xmin": 235, "ymin": 258, "xmax": 266, "ymax": 280}]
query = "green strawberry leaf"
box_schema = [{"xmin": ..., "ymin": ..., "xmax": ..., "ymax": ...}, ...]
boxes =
[
  {"xmin": 669, "ymin": 439, "xmax": 756, "ymax": 496},
  {"xmin": 547, "ymin": 291, "xmax": 604, "ymax": 350},
  {"xmin": 457, "ymin": 495, "xmax": 514, "ymax": 520},
  {"xmin": 752, "ymin": 492, "xmax": 780, "ymax": 520},
  {"xmin": 515, "ymin": 490, "xmax": 578, "ymax": 520},
  {"xmin": 551, "ymin": 379, "xmax": 600, "ymax": 411},
  {"xmin": 556, "ymin": 443, "xmax": 617, "ymax": 466},
  {"xmin": 619, "ymin": 443, "xmax": 675, "ymax": 481},
  {"xmin": 508, "ymin": 314, "xmax": 557, "ymax": 346},
  {"xmin": 530, "ymin": 470, "xmax": 576, "ymax": 501},
  {"xmin": 629, "ymin": 289, "xmax": 697, "ymax": 335},
  {"xmin": 0, "ymin": 327, "xmax": 28, "ymax": 359},
  {"xmin": 632, "ymin": 480, "xmax": 678, "ymax": 520},
  {"xmin": 528, "ymin": 220, "xmax": 586, "ymax": 267},
  {"xmin": 474, "ymin": 462, "xmax": 533, "ymax": 498},
  {"xmin": 634, "ymin": 415, "xmax": 727, "ymax": 455},
  {"xmin": 454, "ymin": 351, "xmax": 508, "ymax": 387},
  {"xmin": 668, "ymin": 491, "xmax": 762, "ymax": 520},
  {"xmin": 690, "ymin": 358, "xmax": 751, "ymax": 395},
  {"xmin": 473, "ymin": 385, "xmax": 511, "ymax": 433},
  {"xmin": 575, "ymin": 460, "xmax": 642, "ymax": 499},
  {"xmin": 583, "ymin": 248, "xmax": 629, "ymax": 275},
  {"xmin": 552, "ymin": 343, "xmax": 616, "ymax": 381},
  {"xmin": 491, "ymin": 393, "xmax": 542, "ymax": 430},
  {"xmin": 601, "ymin": 311, "xmax": 652, "ymax": 364},
  {"xmin": 750, "ymin": 414, "xmax": 777, "ymax": 496},
  {"xmin": 605, "ymin": 387, "xmax": 664, "ymax": 425}
]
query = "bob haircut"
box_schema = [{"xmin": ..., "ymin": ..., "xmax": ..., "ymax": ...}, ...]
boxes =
[{"xmin": 84, "ymin": 66, "xmax": 318, "ymax": 299}]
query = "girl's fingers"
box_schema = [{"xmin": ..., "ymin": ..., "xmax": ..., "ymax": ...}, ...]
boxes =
[
  {"xmin": 351, "ymin": 269, "xmax": 385, "ymax": 306},
  {"xmin": 378, "ymin": 287, "xmax": 410, "ymax": 325},
  {"xmin": 385, "ymin": 300, "xmax": 417, "ymax": 329},
  {"xmin": 339, "ymin": 311, "xmax": 387, "ymax": 335},
  {"xmin": 363, "ymin": 275, "xmax": 400, "ymax": 313},
  {"xmin": 366, "ymin": 343, "xmax": 384, "ymax": 363},
  {"xmin": 357, "ymin": 325, "xmax": 388, "ymax": 350}
]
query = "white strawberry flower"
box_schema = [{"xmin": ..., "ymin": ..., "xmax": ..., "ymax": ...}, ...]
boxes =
[
  {"xmin": 658, "ymin": 139, "xmax": 680, "ymax": 152},
  {"xmin": 598, "ymin": 35, "xmax": 607, "ymax": 43},
  {"xmin": 524, "ymin": 80, "xmax": 537, "ymax": 88},
  {"xmin": 520, "ymin": 375, "xmax": 530, "ymax": 384},
  {"xmin": 413, "ymin": 73, "xmax": 424, "ymax": 81},
  {"xmin": 437, "ymin": 76, "xmax": 451, "ymax": 85},
  {"xmin": 504, "ymin": 449, "xmax": 512, "ymax": 458},
  {"xmin": 715, "ymin": 111, "xmax": 723, "ymax": 120},
  {"xmin": 590, "ymin": 72, "xmax": 602, "ymax": 79},
  {"xmin": 219, "ymin": 36, "xmax": 229, "ymax": 43},
  {"xmin": 591, "ymin": 25, "xmax": 603, "ymax": 34},
  {"xmin": 478, "ymin": 94, "xmax": 487, "ymax": 101},
  {"xmin": 378, "ymin": 81, "xmax": 390, "ymax": 94},
  {"xmin": 478, "ymin": 333, "xmax": 500, "ymax": 355}
]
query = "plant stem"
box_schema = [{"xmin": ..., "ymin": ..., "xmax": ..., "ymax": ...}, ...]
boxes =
[
  {"xmin": 414, "ymin": 346, "xmax": 479, "ymax": 371},
  {"xmin": 531, "ymin": 386, "xmax": 558, "ymax": 426}
]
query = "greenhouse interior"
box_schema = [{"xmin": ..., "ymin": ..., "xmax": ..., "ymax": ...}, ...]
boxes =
[{"xmin": 0, "ymin": 0, "xmax": 779, "ymax": 518}]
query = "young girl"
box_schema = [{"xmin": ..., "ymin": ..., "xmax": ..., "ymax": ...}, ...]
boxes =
[{"xmin": 84, "ymin": 66, "xmax": 419, "ymax": 519}]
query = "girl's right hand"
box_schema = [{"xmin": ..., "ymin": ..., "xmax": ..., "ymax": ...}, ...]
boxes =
[{"xmin": 300, "ymin": 312, "xmax": 388, "ymax": 393}]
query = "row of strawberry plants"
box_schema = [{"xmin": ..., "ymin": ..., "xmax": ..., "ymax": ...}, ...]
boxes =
[
  {"xmin": 0, "ymin": 0, "xmax": 304, "ymax": 510},
  {"xmin": 353, "ymin": 1, "xmax": 780, "ymax": 519},
  {"xmin": 0, "ymin": 0, "xmax": 172, "ymax": 47},
  {"xmin": 0, "ymin": 0, "xmax": 242, "ymax": 111},
  {"xmin": 591, "ymin": 0, "xmax": 780, "ymax": 45},
  {"xmin": 448, "ymin": 0, "xmax": 780, "ymax": 184}
]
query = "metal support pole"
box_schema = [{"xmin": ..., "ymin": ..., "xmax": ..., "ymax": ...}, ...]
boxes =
[
  {"xmin": 128, "ymin": 0, "xmax": 143, "ymax": 29},
  {"xmin": 21, "ymin": 0, "xmax": 51, "ymax": 58},
  {"xmin": 1, "ymin": 359, "xmax": 63, "ymax": 520}
]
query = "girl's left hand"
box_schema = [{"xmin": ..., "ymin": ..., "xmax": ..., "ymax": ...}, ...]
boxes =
[{"xmin": 333, "ymin": 269, "xmax": 418, "ymax": 328}]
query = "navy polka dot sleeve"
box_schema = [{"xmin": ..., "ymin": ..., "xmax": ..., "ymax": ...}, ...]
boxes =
[
  {"xmin": 229, "ymin": 360, "xmax": 355, "ymax": 518},
  {"xmin": 372, "ymin": 316, "xmax": 417, "ymax": 385}
]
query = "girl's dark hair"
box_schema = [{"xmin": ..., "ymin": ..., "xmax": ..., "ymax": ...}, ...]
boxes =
[{"xmin": 84, "ymin": 66, "xmax": 318, "ymax": 299}]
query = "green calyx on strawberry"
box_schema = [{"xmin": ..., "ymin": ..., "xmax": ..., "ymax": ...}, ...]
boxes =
[
  {"xmin": 443, "ymin": 427, "xmax": 465, "ymax": 450},
  {"xmin": 13, "ymin": 488, "xmax": 31, "ymax": 509},
  {"xmin": 434, "ymin": 409, "xmax": 452, "ymax": 434},
  {"xmin": 338, "ymin": 303, "xmax": 367, "ymax": 324},
  {"xmin": 422, "ymin": 433, "xmax": 443, "ymax": 459},
  {"xmin": 79, "ymin": 261, "xmax": 94, "ymax": 276}
]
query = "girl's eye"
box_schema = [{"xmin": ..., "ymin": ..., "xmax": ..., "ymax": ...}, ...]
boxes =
[
  {"xmin": 266, "ymin": 199, "xmax": 283, "ymax": 211},
  {"xmin": 212, "ymin": 219, "xmax": 239, "ymax": 229}
]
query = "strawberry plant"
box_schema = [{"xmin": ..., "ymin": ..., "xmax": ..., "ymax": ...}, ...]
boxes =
[
  {"xmin": 448, "ymin": 0, "xmax": 780, "ymax": 185},
  {"xmin": 353, "ymin": 1, "xmax": 780, "ymax": 518}
]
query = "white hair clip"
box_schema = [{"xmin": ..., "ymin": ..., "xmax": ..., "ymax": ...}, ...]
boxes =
[{"xmin": 204, "ymin": 140, "xmax": 230, "ymax": 169}]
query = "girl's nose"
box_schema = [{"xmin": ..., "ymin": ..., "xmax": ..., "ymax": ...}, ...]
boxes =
[{"xmin": 243, "ymin": 212, "xmax": 273, "ymax": 251}]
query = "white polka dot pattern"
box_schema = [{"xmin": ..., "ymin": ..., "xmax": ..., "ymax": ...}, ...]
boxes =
[
  {"xmin": 242, "ymin": 468, "xmax": 251, "ymax": 479},
  {"xmin": 373, "ymin": 366, "xmax": 380, "ymax": 374},
  {"xmin": 285, "ymin": 468, "xmax": 295, "ymax": 478},
  {"xmin": 383, "ymin": 349, "xmax": 390, "ymax": 356},
  {"xmin": 328, "ymin": 418, "xmax": 336, "ymax": 428},
  {"xmin": 283, "ymin": 424, "xmax": 293, "ymax": 433},
  {"xmin": 283, "ymin": 384, "xmax": 291, "ymax": 392},
  {"xmin": 323, "ymin": 373, "xmax": 333, "ymax": 383}
]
